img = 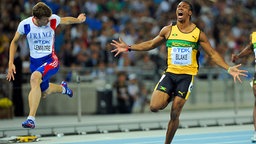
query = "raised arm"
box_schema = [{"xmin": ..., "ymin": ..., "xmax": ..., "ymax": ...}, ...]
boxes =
[
  {"xmin": 199, "ymin": 31, "xmax": 247, "ymax": 83},
  {"xmin": 111, "ymin": 25, "xmax": 172, "ymax": 57},
  {"xmin": 60, "ymin": 13, "xmax": 86, "ymax": 25}
]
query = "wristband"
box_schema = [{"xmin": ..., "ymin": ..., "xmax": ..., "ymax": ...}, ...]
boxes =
[
  {"xmin": 126, "ymin": 45, "xmax": 131, "ymax": 52},
  {"xmin": 227, "ymin": 67, "xmax": 231, "ymax": 73}
]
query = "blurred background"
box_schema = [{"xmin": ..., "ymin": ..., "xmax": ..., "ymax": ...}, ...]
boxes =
[{"xmin": 0, "ymin": 0, "xmax": 256, "ymax": 119}]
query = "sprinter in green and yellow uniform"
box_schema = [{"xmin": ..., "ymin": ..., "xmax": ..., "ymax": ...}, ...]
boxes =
[
  {"xmin": 232, "ymin": 32, "xmax": 256, "ymax": 142},
  {"xmin": 111, "ymin": 1, "xmax": 248, "ymax": 144}
]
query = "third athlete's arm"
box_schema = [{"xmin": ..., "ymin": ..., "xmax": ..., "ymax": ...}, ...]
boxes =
[
  {"xmin": 232, "ymin": 43, "xmax": 253, "ymax": 63},
  {"xmin": 232, "ymin": 34, "xmax": 253, "ymax": 63},
  {"xmin": 235, "ymin": 38, "xmax": 253, "ymax": 56},
  {"xmin": 237, "ymin": 43, "xmax": 253, "ymax": 57}
]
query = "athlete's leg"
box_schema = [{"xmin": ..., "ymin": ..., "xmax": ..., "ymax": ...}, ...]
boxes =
[
  {"xmin": 43, "ymin": 82, "xmax": 73, "ymax": 98},
  {"xmin": 150, "ymin": 72, "xmax": 173, "ymax": 112},
  {"xmin": 43, "ymin": 83, "xmax": 63, "ymax": 97},
  {"xmin": 165, "ymin": 96, "xmax": 186, "ymax": 144},
  {"xmin": 253, "ymin": 83, "xmax": 256, "ymax": 131},
  {"xmin": 28, "ymin": 71, "xmax": 42, "ymax": 117},
  {"xmin": 251, "ymin": 80, "xmax": 256, "ymax": 141},
  {"xmin": 150, "ymin": 90, "xmax": 170, "ymax": 112},
  {"xmin": 39, "ymin": 58, "xmax": 72, "ymax": 98}
]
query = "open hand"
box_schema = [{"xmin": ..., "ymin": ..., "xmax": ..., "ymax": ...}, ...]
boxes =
[
  {"xmin": 228, "ymin": 64, "xmax": 248, "ymax": 83},
  {"xmin": 110, "ymin": 37, "xmax": 129, "ymax": 57},
  {"xmin": 6, "ymin": 63, "xmax": 16, "ymax": 81}
]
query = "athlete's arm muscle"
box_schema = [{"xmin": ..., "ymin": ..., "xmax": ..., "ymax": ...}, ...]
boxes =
[
  {"xmin": 6, "ymin": 32, "xmax": 22, "ymax": 81},
  {"xmin": 9, "ymin": 32, "xmax": 21, "ymax": 64},
  {"xmin": 60, "ymin": 13, "xmax": 86, "ymax": 25},
  {"xmin": 130, "ymin": 24, "xmax": 172, "ymax": 51}
]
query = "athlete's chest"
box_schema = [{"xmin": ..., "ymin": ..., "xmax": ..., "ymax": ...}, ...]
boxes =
[{"xmin": 26, "ymin": 26, "xmax": 54, "ymax": 40}]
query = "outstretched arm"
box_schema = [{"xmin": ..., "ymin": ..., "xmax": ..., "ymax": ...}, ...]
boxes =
[
  {"xmin": 199, "ymin": 31, "xmax": 248, "ymax": 83},
  {"xmin": 110, "ymin": 25, "xmax": 171, "ymax": 57},
  {"xmin": 60, "ymin": 13, "xmax": 86, "ymax": 24}
]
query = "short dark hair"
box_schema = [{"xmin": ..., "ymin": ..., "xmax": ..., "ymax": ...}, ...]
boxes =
[
  {"xmin": 32, "ymin": 2, "xmax": 52, "ymax": 19},
  {"xmin": 181, "ymin": 0, "xmax": 193, "ymax": 12}
]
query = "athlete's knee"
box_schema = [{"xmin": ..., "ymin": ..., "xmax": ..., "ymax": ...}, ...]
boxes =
[
  {"xmin": 150, "ymin": 105, "xmax": 159, "ymax": 112},
  {"xmin": 150, "ymin": 104, "xmax": 164, "ymax": 112},
  {"xmin": 30, "ymin": 72, "xmax": 42, "ymax": 85},
  {"xmin": 150, "ymin": 91, "xmax": 169, "ymax": 112}
]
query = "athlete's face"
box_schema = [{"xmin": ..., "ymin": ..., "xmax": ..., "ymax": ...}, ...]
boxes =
[
  {"xmin": 176, "ymin": 2, "xmax": 192, "ymax": 22},
  {"xmin": 35, "ymin": 16, "xmax": 50, "ymax": 27}
]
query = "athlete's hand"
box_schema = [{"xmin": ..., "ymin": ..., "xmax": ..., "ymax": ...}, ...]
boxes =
[
  {"xmin": 6, "ymin": 63, "xmax": 16, "ymax": 81},
  {"xmin": 77, "ymin": 13, "xmax": 86, "ymax": 23},
  {"xmin": 231, "ymin": 54, "xmax": 239, "ymax": 63},
  {"xmin": 227, "ymin": 64, "xmax": 248, "ymax": 83},
  {"xmin": 110, "ymin": 37, "xmax": 129, "ymax": 57}
]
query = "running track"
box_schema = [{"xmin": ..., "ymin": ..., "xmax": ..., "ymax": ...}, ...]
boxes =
[{"xmin": 60, "ymin": 130, "xmax": 252, "ymax": 144}]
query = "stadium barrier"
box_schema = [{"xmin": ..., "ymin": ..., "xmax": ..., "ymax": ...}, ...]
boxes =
[{"xmin": 0, "ymin": 66, "xmax": 254, "ymax": 117}]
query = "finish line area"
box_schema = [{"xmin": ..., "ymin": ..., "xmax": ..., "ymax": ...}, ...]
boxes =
[
  {"xmin": 0, "ymin": 109, "xmax": 254, "ymax": 144},
  {"xmin": 41, "ymin": 127, "xmax": 252, "ymax": 144}
]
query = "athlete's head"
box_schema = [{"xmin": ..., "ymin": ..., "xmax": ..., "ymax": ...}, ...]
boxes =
[
  {"xmin": 176, "ymin": 1, "xmax": 193, "ymax": 22},
  {"xmin": 32, "ymin": 2, "xmax": 52, "ymax": 26}
]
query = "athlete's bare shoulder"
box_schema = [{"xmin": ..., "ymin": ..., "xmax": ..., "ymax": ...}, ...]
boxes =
[
  {"xmin": 160, "ymin": 22, "xmax": 173, "ymax": 39},
  {"xmin": 163, "ymin": 22, "xmax": 173, "ymax": 30}
]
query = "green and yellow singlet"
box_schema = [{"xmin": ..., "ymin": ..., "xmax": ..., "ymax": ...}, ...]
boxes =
[
  {"xmin": 166, "ymin": 24, "xmax": 201, "ymax": 75},
  {"xmin": 252, "ymin": 32, "xmax": 256, "ymax": 70}
]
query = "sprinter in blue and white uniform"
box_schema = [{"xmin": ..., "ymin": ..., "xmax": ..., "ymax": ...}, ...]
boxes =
[{"xmin": 6, "ymin": 2, "xmax": 86, "ymax": 129}]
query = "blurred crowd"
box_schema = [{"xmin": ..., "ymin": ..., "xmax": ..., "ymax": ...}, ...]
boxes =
[
  {"xmin": 1, "ymin": 0, "xmax": 256, "ymax": 113},
  {"xmin": 1, "ymin": 0, "xmax": 256, "ymax": 77}
]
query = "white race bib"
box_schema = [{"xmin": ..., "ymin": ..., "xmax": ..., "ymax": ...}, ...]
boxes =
[{"xmin": 171, "ymin": 47, "xmax": 192, "ymax": 65}]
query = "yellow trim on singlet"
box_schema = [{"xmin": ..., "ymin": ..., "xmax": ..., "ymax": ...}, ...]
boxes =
[
  {"xmin": 166, "ymin": 25, "xmax": 200, "ymax": 75},
  {"xmin": 252, "ymin": 32, "xmax": 256, "ymax": 49}
]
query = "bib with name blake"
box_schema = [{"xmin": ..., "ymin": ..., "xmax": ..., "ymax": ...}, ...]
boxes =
[
  {"xmin": 166, "ymin": 23, "xmax": 200, "ymax": 75},
  {"xmin": 172, "ymin": 46, "xmax": 192, "ymax": 65}
]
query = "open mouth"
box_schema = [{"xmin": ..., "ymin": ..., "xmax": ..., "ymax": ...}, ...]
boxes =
[{"xmin": 178, "ymin": 12, "xmax": 183, "ymax": 16}]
